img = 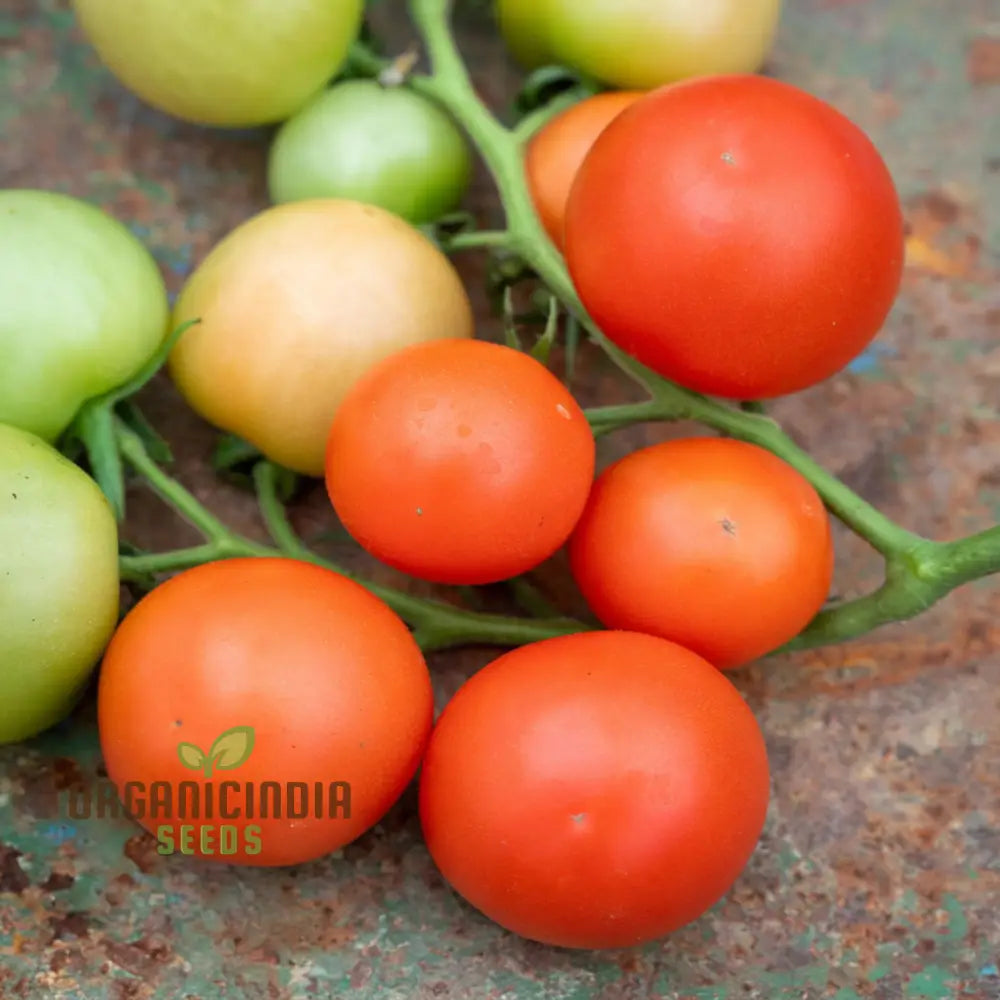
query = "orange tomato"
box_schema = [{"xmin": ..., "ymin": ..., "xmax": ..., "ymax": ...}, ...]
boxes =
[
  {"xmin": 525, "ymin": 90, "xmax": 642, "ymax": 249},
  {"xmin": 325, "ymin": 339, "xmax": 596, "ymax": 585},
  {"xmin": 98, "ymin": 558, "xmax": 433, "ymax": 866},
  {"xmin": 570, "ymin": 437, "xmax": 834, "ymax": 668},
  {"xmin": 420, "ymin": 631, "xmax": 770, "ymax": 948}
]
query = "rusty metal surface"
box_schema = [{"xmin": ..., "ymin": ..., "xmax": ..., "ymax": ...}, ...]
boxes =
[{"xmin": 1, "ymin": 0, "xmax": 999, "ymax": 996}]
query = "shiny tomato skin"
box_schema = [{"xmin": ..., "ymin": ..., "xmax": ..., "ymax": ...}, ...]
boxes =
[
  {"xmin": 169, "ymin": 199, "xmax": 473, "ymax": 477},
  {"xmin": 526, "ymin": 90, "xmax": 642, "ymax": 249},
  {"xmin": 71, "ymin": 0, "xmax": 363, "ymax": 127},
  {"xmin": 98, "ymin": 558, "xmax": 433, "ymax": 867},
  {"xmin": 325, "ymin": 339, "xmax": 596, "ymax": 586},
  {"xmin": 497, "ymin": 0, "xmax": 782, "ymax": 91},
  {"xmin": 0, "ymin": 190, "xmax": 169, "ymax": 442},
  {"xmin": 419, "ymin": 631, "xmax": 770, "ymax": 948},
  {"xmin": 268, "ymin": 80, "xmax": 472, "ymax": 225},
  {"xmin": 570, "ymin": 438, "xmax": 834, "ymax": 669},
  {"xmin": 565, "ymin": 75, "xmax": 905, "ymax": 399},
  {"xmin": 0, "ymin": 424, "xmax": 119, "ymax": 744}
]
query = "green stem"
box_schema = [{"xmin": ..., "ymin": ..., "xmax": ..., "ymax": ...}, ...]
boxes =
[
  {"xmin": 929, "ymin": 524, "xmax": 1000, "ymax": 590},
  {"xmin": 120, "ymin": 543, "xmax": 254, "ymax": 579},
  {"xmin": 116, "ymin": 423, "xmax": 238, "ymax": 547},
  {"xmin": 253, "ymin": 462, "xmax": 310, "ymax": 557},
  {"xmin": 512, "ymin": 89, "xmax": 585, "ymax": 144},
  {"xmin": 507, "ymin": 576, "xmax": 560, "ymax": 619},
  {"xmin": 585, "ymin": 400, "xmax": 680, "ymax": 438},
  {"xmin": 117, "ymin": 423, "xmax": 586, "ymax": 652},
  {"xmin": 447, "ymin": 229, "xmax": 513, "ymax": 251}
]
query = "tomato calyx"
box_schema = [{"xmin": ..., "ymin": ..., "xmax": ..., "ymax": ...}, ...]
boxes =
[
  {"xmin": 60, "ymin": 319, "xmax": 200, "ymax": 521},
  {"xmin": 377, "ymin": 46, "xmax": 421, "ymax": 88}
]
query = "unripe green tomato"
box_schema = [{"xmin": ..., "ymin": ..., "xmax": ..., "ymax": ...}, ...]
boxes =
[
  {"xmin": 0, "ymin": 190, "xmax": 169, "ymax": 442},
  {"xmin": 496, "ymin": 0, "xmax": 783, "ymax": 90},
  {"xmin": 70, "ymin": 0, "xmax": 364, "ymax": 127},
  {"xmin": 268, "ymin": 81, "xmax": 473, "ymax": 225},
  {"xmin": 0, "ymin": 425, "xmax": 120, "ymax": 745}
]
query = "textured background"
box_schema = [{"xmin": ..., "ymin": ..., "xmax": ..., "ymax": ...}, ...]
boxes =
[{"xmin": 1, "ymin": 0, "xmax": 999, "ymax": 996}]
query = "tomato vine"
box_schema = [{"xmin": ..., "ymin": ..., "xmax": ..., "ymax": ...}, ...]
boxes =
[{"xmin": 106, "ymin": 0, "xmax": 1000, "ymax": 656}]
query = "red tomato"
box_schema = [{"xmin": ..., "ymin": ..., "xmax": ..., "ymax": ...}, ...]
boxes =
[
  {"xmin": 525, "ymin": 90, "xmax": 642, "ymax": 249},
  {"xmin": 325, "ymin": 339, "xmax": 596, "ymax": 585},
  {"xmin": 98, "ymin": 558, "xmax": 433, "ymax": 866},
  {"xmin": 570, "ymin": 438, "xmax": 834, "ymax": 668},
  {"xmin": 565, "ymin": 75, "xmax": 905, "ymax": 399},
  {"xmin": 419, "ymin": 631, "xmax": 770, "ymax": 948}
]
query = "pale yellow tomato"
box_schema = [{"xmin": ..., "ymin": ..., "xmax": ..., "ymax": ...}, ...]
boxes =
[
  {"xmin": 497, "ymin": 0, "xmax": 783, "ymax": 90},
  {"xmin": 169, "ymin": 200, "xmax": 475, "ymax": 476},
  {"xmin": 71, "ymin": 0, "xmax": 364, "ymax": 127}
]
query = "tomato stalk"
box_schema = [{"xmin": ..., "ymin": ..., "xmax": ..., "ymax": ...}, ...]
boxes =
[
  {"xmin": 405, "ymin": 0, "xmax": 1000, "ymax": 652},
  {"xmin": 100, "ymin": 1, "xmax": 1000, "ymax": 664},
  {"xmin": 115, "ymin": 422, "xmax": 587, "ymax": 652}
]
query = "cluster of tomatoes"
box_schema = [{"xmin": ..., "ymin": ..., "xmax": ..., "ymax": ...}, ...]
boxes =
[{"xmin": 0, "ymin": 0, "xmax": 908, "ymax": 951}]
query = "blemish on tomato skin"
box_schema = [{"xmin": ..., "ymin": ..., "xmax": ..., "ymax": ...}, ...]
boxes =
[
  {"xmin": 720, "ymin": 517, "xmax": 737, "ymax": 536},
  {"xmin": 721, "ymin": 151, "xmax": 737, "ymax": 165}
]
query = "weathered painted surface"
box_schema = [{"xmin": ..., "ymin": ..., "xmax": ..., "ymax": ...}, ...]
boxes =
[{"xmin": 1, "ymin": 0, "xmax": 999, "ymax": 997}]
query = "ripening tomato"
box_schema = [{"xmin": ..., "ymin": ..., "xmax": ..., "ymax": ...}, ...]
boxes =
[
  {"xmin": 570, "ymin": 438, "xmax": 834, "ymax": 669},
  {"xmin": 98, "ymin": 558, "xmax": 434, "ymax": 866},
  {"xmin": 325, "ymin": 339, "xmax": 596, "ymax": 585},
  {"xmin": 497, "ymin": 0, "xmax": 783, "ymax": 90},
  {"xmin": 0, "ymin": 425, "xmax": 119, "ymax": 744},
  {"xmin": 169, "ymin": 200, "xmax": 474, "ymax": 476},
  {"xmin": 0, "ymin": 190, "xmax": 169, "ymax": 442},
  {"xmin": 420, "ymin": 631, "xmax": 770, "ymax": 948},
  {"xmin": 269, "ymin": 80, "xmax": 472, "ymax": 225},
  {"xmin": 71, "ymin": 0, "xmax": 363, "ymax": 126},
  {"xmin": 526, "ymin": 90, "xmax": 642, "ymax": 249},
  {"xmin": 565, "ymin": 75, "xmax": 906, "ymax": 399}
]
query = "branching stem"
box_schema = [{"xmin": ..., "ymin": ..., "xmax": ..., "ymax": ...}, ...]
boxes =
[{"xmin": 104, "ymin": 4, "xmax": 1000, "ymax": 664}]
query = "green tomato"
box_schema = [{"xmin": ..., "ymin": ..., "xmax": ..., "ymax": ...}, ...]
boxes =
[
  {"xmin": 71, "ymin": 0, "xmax": 364, "ymax": 127},
  {"xmin": 268, "ymin": 80, "xmax": 472, "ymax": 225},
  {"xmin": 0, "ymin": 190, "xmax": 169, "ymax": 442},
  {"xmin": 496, "ymin": 0, "xmax": 783, "ymax": 90},
  {"xmin": 0, "ymin": 425, "xmax": 119, "ymax": 745}
]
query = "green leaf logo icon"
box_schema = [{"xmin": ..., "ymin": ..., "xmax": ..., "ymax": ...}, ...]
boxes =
[
  {"xmin": 177, "ymin": 743, "xmax": 207, "ymax": 771},
  {"xmin": 176, "ymin": 726, "xmax": 255, "ymax": 778},
  {"xmin": 209, "ymin": 726, "xmax": 255, "ymax": 773}
]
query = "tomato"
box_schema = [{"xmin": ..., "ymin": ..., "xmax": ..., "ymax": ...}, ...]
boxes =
[
  {"xmin": 565, "ymin": 75, "xmax": 906, "ymax": 399},
  {"xmin": 420, "ymin": 631, "xmax": 770, "ymax": 948},
  {"xmin": 0, "ymin": 190, "xmax": 169, "ymax": 442},
  {"xmin": 497, "ymin": 0, "xmax": 782, "ymax": 90},
  {"xmin": 169, "ymin": 200, "xmax": 474, "ymax": 476},
  {"xmin": 98, "ymin": 558, "xmax": 433, "ymax": 867},
  {"xmin": 325, "ymin": 339, "xmax": 595, "ymax": 585},
  {"xmin": 268, "ymin": 80, "xmax": 473, "ymax": 225},
  {"xmin": 0, "ymin": 425, "xmax": 119, "ymax": 745},
  {"xmin": 71, "ymin": 0, "xmax": 363, "ymax": 127},
  {"xmin": 525, "ymin": 90, "xmax": 642, "ymax": 249},
  {"xmin": 570, "ymin": 438, "xmax": 834, "ymax": 669}
]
